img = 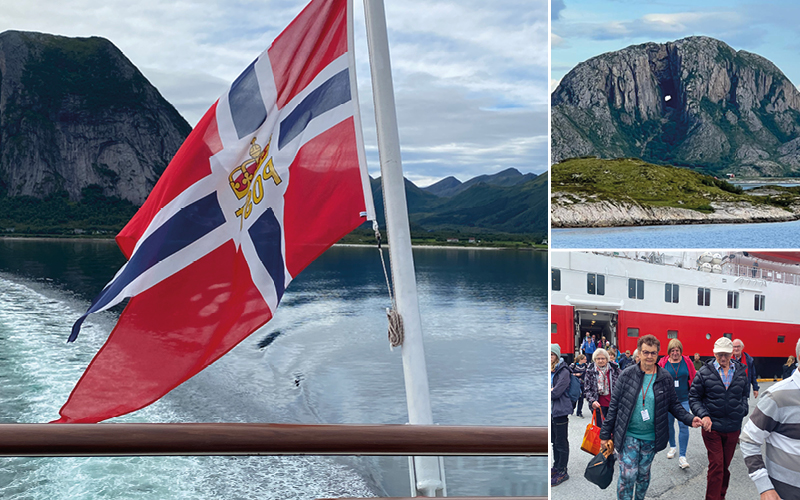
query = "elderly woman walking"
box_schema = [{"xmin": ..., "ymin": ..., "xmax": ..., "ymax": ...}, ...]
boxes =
[
  {"xmin": 657, "ymin": 338, "xmax": 697, "ymax": 469},
  {"xmin": 551, "ymin": 343, "xmax": 572, "ymax": 486},
  {"xmin": 689, "ymin": 337, "xmax": 749, "ymax": 500},
  {"xmin": 584, "ymin": 347, "xmax": 620, "ymax": 420},
  {"xmin": 600, "ymin": 335, "xmax": 701, "ymax": 500}
]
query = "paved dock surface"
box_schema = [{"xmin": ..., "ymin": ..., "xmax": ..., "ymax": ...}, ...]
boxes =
[{"xmin": 550, "ymin": 382, "xmax": 773, "ymax": 499}]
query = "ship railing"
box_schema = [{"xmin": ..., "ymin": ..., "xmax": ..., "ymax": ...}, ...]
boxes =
[
  {"xmin": 0, "ymin": 423, "xmax": 545, "ymax": 457},
  {"xmin": 725, "ymin": 264, "xmax": 800, "ymax": 286},
  {"xmin": 0, "ymin": 423, "xmax": 546, "ymax": 499},
  {"xmin": 320, "ymin": 497, "xmax": 544, "ymax": 499}
]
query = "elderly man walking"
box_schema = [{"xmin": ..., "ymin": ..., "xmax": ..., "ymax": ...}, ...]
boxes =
[
  {"xmin": 689, "ymin": 337, "xmax": 750, "ymax": 500},
  {"xmin": 740, "ymin": 338, "xmax": 800, "ymax": 500}
]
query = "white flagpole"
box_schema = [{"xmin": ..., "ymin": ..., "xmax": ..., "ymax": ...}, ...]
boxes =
[{"xmin": 361, "ymin": 0, "xmax": 445, "ymax": 496}]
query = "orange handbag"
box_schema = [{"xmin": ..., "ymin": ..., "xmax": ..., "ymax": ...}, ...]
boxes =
[{"xmin": 581, "ymin": 409, "xmax": 604, "ymax": 455}]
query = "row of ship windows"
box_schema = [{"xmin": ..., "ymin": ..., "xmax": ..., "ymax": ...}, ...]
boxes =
[{"xmin": 551, "ymin": 269, "xmax": 766, "ymax": 311}]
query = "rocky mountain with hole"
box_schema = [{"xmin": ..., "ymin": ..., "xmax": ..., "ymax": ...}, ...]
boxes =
[
  {"xmin": 0, "ymin": 30, "xmax": 191, "ymax": 205},
  {"xmin": 551, "ymin": 36, "xmax": 800, "ymax": 176}
]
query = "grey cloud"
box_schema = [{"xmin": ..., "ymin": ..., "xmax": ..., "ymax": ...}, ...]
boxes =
[
  {"xmin": 1, "ymin": 0, "xmax": 547, "ymax": 183},
  {"xmin": 552, "ymin": 0, "xmax": 566, "ymax": 21}
]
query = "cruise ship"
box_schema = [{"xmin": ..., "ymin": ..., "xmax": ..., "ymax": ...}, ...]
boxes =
[{"xmin": 551, "ymin": 251, "xmax": 800, "ymax": 378}]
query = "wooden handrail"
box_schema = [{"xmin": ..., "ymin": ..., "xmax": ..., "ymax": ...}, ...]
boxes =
[
  {"xmin": 0, "ymin": 423, "xmax": 547, "ymax": 457},
  {"xmin": 318, "ymin": 497, "xmax": 546, "ymax": 500}
]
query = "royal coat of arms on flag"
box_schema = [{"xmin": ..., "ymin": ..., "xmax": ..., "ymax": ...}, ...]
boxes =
[{"xmin": 56, "ymin": 0, "xmax": 375, "ymax": 423}]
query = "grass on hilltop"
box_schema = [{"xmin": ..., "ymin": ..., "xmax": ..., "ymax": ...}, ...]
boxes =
[{"xmin": 550, "ymin": 157, "xmax": 798, "ymax": 213}]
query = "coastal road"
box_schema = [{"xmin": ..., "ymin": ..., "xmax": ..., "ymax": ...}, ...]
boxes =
[{"xmin": 550, "ymin": 382, "xmax": 774, "ymax": 499}]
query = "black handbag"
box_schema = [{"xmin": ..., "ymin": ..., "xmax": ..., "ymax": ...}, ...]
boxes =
[{"xmin": 584, "ymin": 439, "xmax": 616, "ymax": 489}]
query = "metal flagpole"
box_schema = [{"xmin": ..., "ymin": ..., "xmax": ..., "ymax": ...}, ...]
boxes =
[{"xmin": 361, "ymin": 0, "xmax": 445, "ymax": 496}]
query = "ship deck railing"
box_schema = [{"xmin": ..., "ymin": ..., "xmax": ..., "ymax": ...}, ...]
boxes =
[
  {"xmin": 0, "ymin": 423, "xmax": 546, "ymax": 457},
  {"xmin": 0, "ymin": 423, "xmax": 546, "ymax": 499},
  {"xmin": 725, "ymin": 263, "xmax": 800, "ymax": 286},
  {"xmin": 595, "ymin": 251, "xmax": 800, "ymax": 287}
]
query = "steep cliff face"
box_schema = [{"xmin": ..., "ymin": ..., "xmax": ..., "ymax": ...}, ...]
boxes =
[
  {"xmin": 552, "ymin": 36, "xmax": 800, "ymax": 175},
  {"xmin": 0, "ymin": 31, "xmax": 191, "ymax": 204}
]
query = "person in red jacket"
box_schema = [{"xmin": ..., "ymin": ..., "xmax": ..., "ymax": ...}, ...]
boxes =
[{"xmin": 657, "ymin": 338, "xmax": 696, "ymax": 469}]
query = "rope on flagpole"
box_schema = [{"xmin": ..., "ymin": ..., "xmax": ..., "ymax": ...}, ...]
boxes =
[{"xmin": 374, "ymin": 221, "xmax": 403, "ymax": 348}]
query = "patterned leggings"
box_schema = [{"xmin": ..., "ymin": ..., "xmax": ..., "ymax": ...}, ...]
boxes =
[{"xmin": 617, "ymin": 435, "xmax": 656, "ymax": 500}]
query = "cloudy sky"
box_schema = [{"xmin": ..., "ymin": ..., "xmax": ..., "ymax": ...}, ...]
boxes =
[
  {"xmin": 1, "ymin": 0, "xmax": 548, "ymax": 186},
  {"xmin": 552, "ymin": 0, "xmax": 800, "ymax": 94}
]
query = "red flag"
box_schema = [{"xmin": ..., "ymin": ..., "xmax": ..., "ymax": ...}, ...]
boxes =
[{"xmin": 56, "ymin": 0, "xmax": 374, "ymax": 423}]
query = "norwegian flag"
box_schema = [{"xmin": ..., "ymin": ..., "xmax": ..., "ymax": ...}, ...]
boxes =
[{"xmin": 56, "ymin": 0, "xmax": 374, "ymax": 423}]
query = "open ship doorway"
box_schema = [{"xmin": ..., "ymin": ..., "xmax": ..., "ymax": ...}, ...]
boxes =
[{"xmin": 574, "ymin": 310, "xmax": 618, "ymax": 362}]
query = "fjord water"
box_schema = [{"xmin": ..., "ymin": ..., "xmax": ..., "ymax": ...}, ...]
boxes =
[
  {"xmin": 552, "ymin": 218, "xmax": 800, "ymax": 248},
  {"xmin": 0, "ymin": 240, "xmax": 546, "ymax": 499}
]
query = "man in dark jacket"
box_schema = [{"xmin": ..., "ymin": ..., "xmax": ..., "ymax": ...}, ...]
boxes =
[
  {"xmin": 569, "ymin": 354, "xmax": 588, "ymax": 417},
  {"xmin": 689, "ymin": 337, "xmax": 749, "ymax": 500},
  {"xmin": 618, "ymin": 350, "xmax": 632, "ymax": 371},
  {"xmin": 731, "ymin": 339, "xmax": 759, "ymax": 399},
  {"xmin": 600, "ymin": 335, "xmax": 701, "ymax": 500},
  {"xmin": 551, "ymin": 343, "xmax": 572, "ymax": 486}
]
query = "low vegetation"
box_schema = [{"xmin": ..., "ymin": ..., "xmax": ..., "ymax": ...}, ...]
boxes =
[
  {"xmin": 552, "ymin": 157, "xmax": 800, "ymax": 213},
  {"xmin": 0, "ymin": 185, "xmax": 138, "ymax": 236}
]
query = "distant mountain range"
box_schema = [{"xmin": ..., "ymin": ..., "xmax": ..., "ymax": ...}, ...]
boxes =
[
  {"xmin": 0, "ymin": 31, "xmax": 545, "ymax": 237},
  {"xmin": 552, "ymin": 36, "xmax": 800, "ymax": 177},
  {"xmin": 371, "ymin": 169, "xmax": 546, "ymax": 236},
  {"xmin": 423, "ymin": 168, "xmax": 538, "ymax": 197}
]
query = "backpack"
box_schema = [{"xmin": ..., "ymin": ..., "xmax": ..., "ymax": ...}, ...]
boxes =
[{"xmin": 568, "ymin": 371, "xmax": 581, "ymax": 409}]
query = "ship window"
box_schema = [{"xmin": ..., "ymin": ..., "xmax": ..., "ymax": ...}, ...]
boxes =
[
  {"xmin": 665, "ymin": 283, "xmax": 679, "ymax": 303},
  {"xmin": 627, "ymin": 328, "xmax": 639, "ymax": 338},
  {"xmin": 587, "ymin": 273, "xmax": 605, "ymax": 295},
  {"xmin": 778, "ymin": 335, "xmax": 785, "ymax": 343},
  {"xmin": 723, "ymin": 333, "xmax": 733, "ymax": 340},
  {"xmin": 667, "ymin": 330, "xmax": 678, "ymax": 339},
  {"xmin": 698, "ymin": 287, "xmax": 711, "ymax": 306},
  {"xmin": 705, "ymin": 333, "xmax": 711, "ymax": 340},
  {"xmin": 727, "ymin": 291, "xmax": 739, "ymax": 309},
  {"xmin": 755, "ymin": 294, "xmax": 765, "ymax": 311},
  {"xmin": 552, "ymin": 268, "xmax": 561, "ymax": 291},
  {"xmin": 628, "ymin": 278, "xmax": 644, "ymax": 300},
  {"xmin": 551, "ymin": 323, "xmax": 557, "ymax": 334}
]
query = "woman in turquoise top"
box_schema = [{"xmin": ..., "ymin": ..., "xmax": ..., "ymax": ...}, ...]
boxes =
[{"xmin": 600, "ymin": 335, "xmax": 701, "ymax": 500}]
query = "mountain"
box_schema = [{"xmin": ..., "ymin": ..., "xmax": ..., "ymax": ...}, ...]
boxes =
[
  {"xmin": 551, "ymin": 36, "xmax": 800, "ymax": 176},
  {"xmin": 417, "ymin": 174, "xmax": 548, "ymax": 234},
  {"xmin": 423, "ymin": 176, "xmax": 462, "ymax": 197},
  {"xmin": 422, "ymin": 167, "xmax": 538, "ymax": 197},
  {"xmin": 369, "ymin": 173, "xmax": 547, "ymax": 236},
  {"xmin": 0, "ymin": 31, "xmax": 191, "ymax": 204}
]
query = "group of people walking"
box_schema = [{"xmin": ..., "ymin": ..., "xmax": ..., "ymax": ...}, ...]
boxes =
[{"xmin": 551, "ymin": 334, "xmax": 797, "ymax": 500}]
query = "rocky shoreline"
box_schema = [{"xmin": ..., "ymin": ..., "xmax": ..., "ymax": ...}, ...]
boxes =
[{"xmin": 551, "ymin": 193, "xmax": 800, "ymax": 228}]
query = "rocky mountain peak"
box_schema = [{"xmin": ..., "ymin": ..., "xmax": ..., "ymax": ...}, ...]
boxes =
[
  {"xmin": 552, "ymin": 36, "xmax": 800, "ymax": 175},
  {"xmin": 0, "ymin": 30, "xmax": 191, "ymax": 204}
]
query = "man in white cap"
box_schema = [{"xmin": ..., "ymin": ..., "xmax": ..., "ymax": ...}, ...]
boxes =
[
  {"xmin": 740, "ymin": 338, "xmax": 800, "ymax": 500},
  {"xmin": 689, "ymin": 337, "xmax": 750, "ymax": 500}
]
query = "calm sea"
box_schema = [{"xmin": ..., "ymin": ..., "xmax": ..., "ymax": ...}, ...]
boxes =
[
  {"xmin": 552, "ymin": 218, "xmax": 800, "ymax": 249},
  {"xmin": 0, "ymin": 239, "xmax": 546, "ymax": 499}
]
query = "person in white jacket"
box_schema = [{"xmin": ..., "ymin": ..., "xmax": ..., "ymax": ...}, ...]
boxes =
[{"xmin": 740, "ymin": 338, "xmax": 800, "ymax": 500}]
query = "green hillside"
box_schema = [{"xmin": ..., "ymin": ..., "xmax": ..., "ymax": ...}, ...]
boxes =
[
  {"xmin": 552, "ymin": 157, "xmax": 800, "ymax": 212},
  {"xmin": 416, "ymin": 174, "xmax": 547, "ymax": 233}
]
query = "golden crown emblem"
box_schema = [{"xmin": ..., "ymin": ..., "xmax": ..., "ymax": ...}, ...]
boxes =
[{"xmin": 229, "ymin": 137, "xmax": 271, "ymax": 200}]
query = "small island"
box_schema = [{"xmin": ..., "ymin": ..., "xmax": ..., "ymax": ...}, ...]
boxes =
[{"xmin": 551, "ymin": 157, "xmax": 800, "ymax": 228}]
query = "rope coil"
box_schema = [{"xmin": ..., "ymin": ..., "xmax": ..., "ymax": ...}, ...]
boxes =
[{"xmin": 375, "ymin": 223, "xmax": 404, "ymax": 347}]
